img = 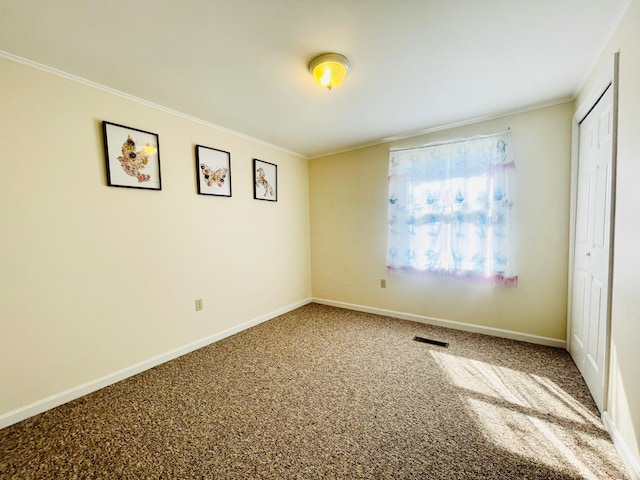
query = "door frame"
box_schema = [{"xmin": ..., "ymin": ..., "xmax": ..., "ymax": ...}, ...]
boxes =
[{"xmin": 567, "ymin": 51, "xmax": 619, "ymax": 413}]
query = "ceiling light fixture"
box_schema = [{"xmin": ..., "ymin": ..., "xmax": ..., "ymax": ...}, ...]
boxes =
[{"xmin": 308, "ymin": 53, "xmax": 351, "ymax": 90}]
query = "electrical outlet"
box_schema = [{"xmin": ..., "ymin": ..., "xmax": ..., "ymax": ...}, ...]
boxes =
[
  {"xmin": 195, "ymin": 298, "xmax": 203, "ymax": 311},
  {"xmin": 380, "ymin": 279, "xmax": 387, "ymax": 288}
]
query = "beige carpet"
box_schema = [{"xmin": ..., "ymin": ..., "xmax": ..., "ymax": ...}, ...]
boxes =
[{"xmin": 0, "ymin": 303, "xmax": 629, "ymax": 479}]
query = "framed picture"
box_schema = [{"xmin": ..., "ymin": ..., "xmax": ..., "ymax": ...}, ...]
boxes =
[
  {"xmin": 253, "ymin": 158, "xmax": 277, "ymax": 202},
  {"xmin": 102, "ymin": 121, "xmax": 161, "ymax": 190},
  {"xmin": 195, "ymin": 145, "xmax": 232, "ymax": 197}
]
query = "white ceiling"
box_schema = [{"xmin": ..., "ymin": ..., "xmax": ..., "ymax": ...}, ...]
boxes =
[{"xmin": 0, "ymin": 0, "xmax": 630, "ymax": 158}]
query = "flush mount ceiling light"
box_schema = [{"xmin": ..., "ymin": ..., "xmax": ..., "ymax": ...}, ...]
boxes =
[{"xmin": 308, "ymin": 53, "xmax": 351, "ymax": 90}]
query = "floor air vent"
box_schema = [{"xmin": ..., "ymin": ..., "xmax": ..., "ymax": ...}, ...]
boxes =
[{"xmin": 413, "ymin": 336, "xmax": 449, "ymax": 348}]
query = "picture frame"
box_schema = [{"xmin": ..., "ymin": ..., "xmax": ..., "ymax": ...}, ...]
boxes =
[
  {"xmin": 195, "ymin": 145, "xmax": 232, "ymax": 197},
  {"xmin": 253, "ymin": 158, "xmax": 277, "ymax": 202},
  {"xmin": 102, "ymin": 121, "xmax": 161, "ymax": 190}
]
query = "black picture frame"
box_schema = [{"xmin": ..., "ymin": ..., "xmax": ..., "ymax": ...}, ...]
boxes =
[
  {"xmin": 195, "ymin": 145, "xmax": 232, "ymax": 197},
  {"xmin": 102, "ymin": 121, "xmax": 161, "ymax": 190},
  {"xmin": 253, "ymin": 158, "xmax": 277, "ymax": 202}
]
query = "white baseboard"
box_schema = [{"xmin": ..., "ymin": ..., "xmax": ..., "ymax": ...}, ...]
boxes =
[
  {"xmin": 0, "ymin": 298, "xmax": 312, "ymax": 430},
  {"xmin": 603, "ymin": 411, "xmax": 640, "ymax": 480},
  {"xmin": 312, "ymin": 298, "xmax": 567, "ymax": 348}
]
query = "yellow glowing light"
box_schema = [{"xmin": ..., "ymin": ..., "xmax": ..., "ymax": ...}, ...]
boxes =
[
  {"xmin": 142, "ymin": 143, "xmax": 157, "ymax": 155},
  {"xmin": 309, "ymin": 53, "xmax": 350, "ymax": 90}
]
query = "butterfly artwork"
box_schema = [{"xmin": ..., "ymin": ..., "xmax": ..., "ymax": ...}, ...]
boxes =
[
  {"xmin": 200, "ymin": 163, "xmax": 228, "ymax": 188},
  {"xmin": 196, "ymin": 145, "xmax": 232, "ymax": 197}
]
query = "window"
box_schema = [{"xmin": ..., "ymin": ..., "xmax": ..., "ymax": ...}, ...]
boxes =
[{"xmin": 387, "ymin": 132, "xmax": 517, "ymax": 286}]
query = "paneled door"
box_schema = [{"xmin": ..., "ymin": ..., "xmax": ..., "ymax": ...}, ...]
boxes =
[{"xmin": 570, "ymin": 84, "xmax": 614, "ymax": 412}]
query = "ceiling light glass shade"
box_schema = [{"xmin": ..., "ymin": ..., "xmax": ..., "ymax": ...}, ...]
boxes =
[{"xmin": 309, "ymin": 53, "xmax": 350, "ymax": 90}]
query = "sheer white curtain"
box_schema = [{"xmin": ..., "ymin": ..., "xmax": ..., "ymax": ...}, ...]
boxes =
[{"xmin": 387, "ymin": 132, "xmax": 517, "ymax": 286}]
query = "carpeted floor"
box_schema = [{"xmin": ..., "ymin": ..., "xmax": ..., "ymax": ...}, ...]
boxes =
[{"xmin": 0, "ymin": 303, "xmax": 630, "ymax": 479}]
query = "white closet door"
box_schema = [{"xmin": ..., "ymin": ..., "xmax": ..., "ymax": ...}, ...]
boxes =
[{"xmin": 570, "ymin": 84, "xmax": 614, "ymax": 412}]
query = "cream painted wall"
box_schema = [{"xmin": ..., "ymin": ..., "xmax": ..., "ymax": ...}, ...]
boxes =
[
  {"xmin": 0, "ymin": 57, "xmax": 311, "ymax": 417},
  {"xmin": 310, "ymin": 102, "xmax": 574, "ymax": 341},
  {"xmin": 575, "ymin": 0, "xmax": 640, "ymax": 470}
]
